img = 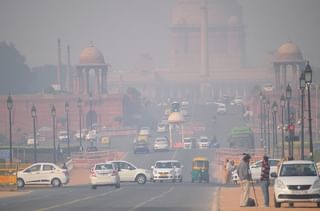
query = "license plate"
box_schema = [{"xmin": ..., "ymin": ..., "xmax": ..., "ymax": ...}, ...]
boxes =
[{"xmin": 291, "ymin": 190, "xmax": 308, "ymax": 194}]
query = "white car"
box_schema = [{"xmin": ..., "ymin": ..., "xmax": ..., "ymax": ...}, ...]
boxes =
[
  {"xmin": 152, "ymin": 160, "xmax": 176, "ymax": 183},
  {"xmin": 153, "ymin": 137, "xmax": 169, "ymax": 152},
  {"xmin": 111, "ymin": 160, "xmax": 152, "ymax": 184},
  {"xmin": 17, "ymin": 163, "xmax": 69, "ymax": 188},
  {"xmin": 138, "ymin": 127, "xmax": 151, "ymax": 136},
  {"xmin": 217, "ymin": 103, "xmax": 226, "ymax": 114},
  {"xmin": 157, "ymin": 122, "xmax": 168, "ymax": 133},
  {"xmin": 90, "ymin": 162, "xmax": 120, "ymax": 189},
  {"xmin": 198, "ymin": 136, "xmax": 210, "ymax": 149},
  {"xmin": 58, "ymin": 130, "xmax": 68, "ymax": 142},
  {"xmin": 183, "ymin": 137, "xmax": 196, "ymax": 149},
  {"xmin": 272, "ymin": 160, "xmax": 320, "ymax": 208},
  {"xmin": 231, "ymin": 159, "xmax": 281, "ymax": 183},
  {"xmin": 86, "ymin": 130, "xmax": 99, "ymax": 141},
  {"xmin": 171, "ymin": 160, "xmax": 183, "ymax": 182}
]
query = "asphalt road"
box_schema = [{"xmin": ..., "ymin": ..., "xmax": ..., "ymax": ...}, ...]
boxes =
[{"xmin": 0, "ymin": 103, "xmax": 246, "ymax": 211}]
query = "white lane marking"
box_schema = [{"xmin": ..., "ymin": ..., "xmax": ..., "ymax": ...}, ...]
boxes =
[
  {"xmin": 211, "ymin": 187, "xmax": 220, "ymax": 211},
  {"xmin": 128, "ymin": 186, "xmax": 174, "ymax": 211},
  {"xmin": 171, "ymin": 149, "xmax": 178, "ymax": 160},
  {"xmin": 36, "ymin": 188, "xmax": 124, "ymax": 211}
]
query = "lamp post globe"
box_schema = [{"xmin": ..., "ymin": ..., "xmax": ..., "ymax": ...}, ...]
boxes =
[
  {"xmin": 51, "ymin": 105, "xmax": 57, "ymax": 164},
  {"xmin": 304, "ymin": 62, "xmax": 312, "ymax": 84},
  {"xmin": 6, "ymin": 95, "xmax": 13, "ymax": 164},
  {"xmin": 31, "ymin": 104, "xmax": 37, "ymax": 163}
]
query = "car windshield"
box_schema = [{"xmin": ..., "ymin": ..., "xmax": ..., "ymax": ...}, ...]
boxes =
[
  {"xmin": 155, "ymin": 162, "xmax": 173, "ymax": 168},
  {"xmin": 171, "ymin": 162, "xmax": 181, "ymax": 168},
  {"xmin": 280, "ymin": 164, "xmax": 317, "ymax": 176}
]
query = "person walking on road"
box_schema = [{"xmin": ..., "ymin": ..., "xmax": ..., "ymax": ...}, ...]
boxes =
[
  {"xmin": 260, "ymin": 155, "xmax": 270, "ymax": 207},
  {"xmin": 238, "ymin": 153, "xmax": 251, "ymax": 207}
]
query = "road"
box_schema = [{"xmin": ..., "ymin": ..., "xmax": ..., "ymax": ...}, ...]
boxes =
[{"xmin": 0, "ymin": 103, "xmax": 246, "ymax": 210}]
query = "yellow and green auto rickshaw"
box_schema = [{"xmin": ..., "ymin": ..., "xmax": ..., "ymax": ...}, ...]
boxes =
[{"xmin": 191, "ymin": 156, "xmax": 209, "ymax": 183}]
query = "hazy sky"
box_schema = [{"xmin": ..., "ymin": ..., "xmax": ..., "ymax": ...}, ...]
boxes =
[{"xmin": 1, "ymin": 0, "xmax": 320, "ymax": 70}]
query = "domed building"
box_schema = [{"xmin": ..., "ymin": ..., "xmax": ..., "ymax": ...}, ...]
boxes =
[
  {"xmin": 75, "ymin": 44, "xmax": 108, "ymax": 95},
  {"xmin": 170, "ymin": 0, "xmax": 245, "ymax": 75},
  {"xmin": 273, "ymin": 41, "xmax": 305, "ymax": 90}
]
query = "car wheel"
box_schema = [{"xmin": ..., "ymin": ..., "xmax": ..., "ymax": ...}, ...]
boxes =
[
  {"xmin": 17, "ymin": 178, "xmax": 25, "ymax": 188},
  {"xmin": 136, "ymin": 174, "xmax": 146, "ymax": 184},
  {"xmin": 317, "ymin": 202, "xmax": 320, "ymax": 208},
  {"xmin": 191, "ymin": 179, "xmax": 194, "ymax": 183},
  {"xmin": 274, "ymin": 195, "xmax": 281, "ymax": 208},
  {"xmin": 115, "ymin": 183, "xmax": 120, "ymax": 189},
  {"xmin": 92, "ymin": 185, "xmax": 97, "ymax": 189},
  {"xmin": 179, "ymin": 178, "xmax": 183, "ymax": 183},
  {"xmin": 51, "ymin": 178, "xmax": 61, "ymax": 187}
]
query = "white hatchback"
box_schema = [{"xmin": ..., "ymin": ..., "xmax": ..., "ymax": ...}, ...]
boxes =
[
  {"xmin": 152, "ymin": 160, "xmax": 176, "ymax": 182},
  {"xmin": 17, "ymin": 163, "xmax": 69, "ymax": 188},
  {"xmin": 153, "ymin": 137, "xmax": 169, "ymax": 152},
  {"xmin": 272, "ymin": 160, "xmax": 320, "ymax": 208},
  {"xmin": 90, "ymin": 162, "xmax": 120, "ymax": 189}
]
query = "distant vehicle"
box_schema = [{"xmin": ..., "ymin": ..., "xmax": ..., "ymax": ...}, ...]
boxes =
[
  {"xmin": 272, "ymin": 160, "xmax": 320, "ymax": 208},
  {"xmin": 198, "ymin": 136, "xmax": 210, "ymax": 149},
  {"xmin": 111, "ymin": 160, "xmax": 152, "ymax": 184},
  {"xmin": 86, "ymin": 130, "xmax": 99, "ymax": 141},
  {"xmin": 153, "ymin": 137, "xmax": 169, "ymax": 152},
  {"xmin": 227, "ymin": 127, "xmax": 255, "ymax": 149},
  {"xmin": 58, "ymin": 131, "xmax": 68, "ymax": 142},
  {"xmin": 157, "ymin": 122, "xmax": 168, "ymax": 133},
  {"xmin": 183, "ymin": 137, "xmax": 197, "ymax": 149},
  {"xmin": 217, "ymin": 104, "xmax": 226, "ymax": 114},
  {"xmin": 133, "ymin": 142, "xmax": 150, "ymax": 154},
  {"xmin": 74, "ymin": 129, "xmax": 88, "ymax": 140},
  {"xmin": 151, "ymin": 160, "xmax": 176, "ymax": 183},
  {"xmin": 17, "ymin": 163, "xmax": 69, "ymax": 188},
  {"xmin": 26, "ymin": 136, "xmax": 39, "ymax": 145},
  {"xmin": 234, "ymin": 96, "xmax": 243, "ymax": 105},
  {"xmin": 90, "ymin": 162, "xmax": 120, "ymax": 189},
  {"xmin": 138, "ymin": 127, "xmax": 151, "ymax": 136},
  {"xmin": 263, "ymin": 83, "xmax": 274, "ymax": 92}
]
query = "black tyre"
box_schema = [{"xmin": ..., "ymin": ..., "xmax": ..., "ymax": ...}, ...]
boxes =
[
  {"xmin": 317, "ymin": 202, "xmax": 320, "ymax": 207},
  {"xmin": 191, "ymin": 179, "xmax": 194, "ymax": 183},
  {"xmin": 274, "ymin": 195, "xmax": 281, "ymax": 208},
  {"xmin": 136, "ymin": 174, "xmax": 147, "ymax": 184},
  {"xmin": 17, "ymin": 178, "xmax": 25, "ymax": 188},
  {"xmin": 92, "ymin": 185, "xmax": 97, "ymax": 189},
  {"xmin": 51, "ymin": 178, "xmax": 61, "ymax": 187},
  {"xmin": 179, "ymin": 178, "xmax": 183, "ymax": 183}
]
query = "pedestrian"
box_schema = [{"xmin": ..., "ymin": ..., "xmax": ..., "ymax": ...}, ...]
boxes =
[
  {"xmin": 260, "ymin": 155, "xmax": 270, "ymax": 207},
  {"xmin": 238, "ymin": 153, "xmax": 251, "ymax": 207},
  {"xmin": 227, "ymin": 160, "xmax": 236, "ymax": 184}
]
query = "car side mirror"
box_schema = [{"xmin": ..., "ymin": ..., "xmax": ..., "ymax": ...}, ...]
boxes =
[{"xmin": 270, "ymin": 172, "xmax": 277, "ymax": 178}]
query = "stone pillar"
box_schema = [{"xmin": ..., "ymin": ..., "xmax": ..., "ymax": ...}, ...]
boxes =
[
  {"xmin": 292, "ymin": 64, "xmax": 298, "ymax": 90},
  {"xmin": 95, "ymin": 68, "xmax": 100, "ymax": 96},
  {"xmin": 274, "ymin": 63, "xmax": 281, "ymax": 90},
  {"xmin": 85, "ymin": 69, "xmax": 90, "ymax": 95},
  {"xmin": 282, "ymin": 65, "xmax": 287, "ymax": 88}
]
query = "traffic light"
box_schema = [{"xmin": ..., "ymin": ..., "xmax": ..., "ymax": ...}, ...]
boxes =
[{"xmin": 288, "ymin": 124, "xmax": 295, "ymax": 133}]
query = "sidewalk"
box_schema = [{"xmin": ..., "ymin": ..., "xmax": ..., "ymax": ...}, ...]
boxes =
[{"xmin": 218, "ymin": 185, "xmax": 317, "ymax": 210}]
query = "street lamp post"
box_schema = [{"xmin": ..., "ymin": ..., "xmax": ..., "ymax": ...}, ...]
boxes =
[
  {"xmin": 89, "ymin": 93, "xmax": 93, "ymax": 130},
  {"xmin": 272, "ymin": 102, "xmax": 278, "ymax": 158},
  {"xmin": 77, "ymin": 98, "xmax": 83, "ymax": 152},
  {"xmin": 263, "ymin": 95, "xmax": 267, "ymax": 154},
  {"xmin": 65, "ymin": 102, "xmax": 70, "ymax": 157},
  {"xmin": 259, "ymin": 92, "xmax": 264, "ymax": 148},
  {"xmin": 31, "ymin": 104, "xmax": 37, "ymax": 163},
  {"xmin": 51, "ymin": 105, "xmax": 57, "ymax": 164},
  {"xmin": 286, "ymin": 84, "xmax": 292, "ymax": 159},
  {"xmin": 280, "ymin": 94, "xmax": 285, "ymax": 158},
  {"xmin": 304, "ymin": 62, "xmax": 313, "ymax": 160},
  {"xmin": 6, "ymin": 95, "xmax": 13, "ymax": 164},
  {"xmin": 299, "ymin": 72, "xmax": 306, "ymax": 160},
  {"xmin": 266, "ymin": 99, "xmax": 271, "ymax": 155}
]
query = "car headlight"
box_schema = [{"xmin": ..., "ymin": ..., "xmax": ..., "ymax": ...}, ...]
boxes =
[
  {"xmin": 312, "ymin": 179, "xmax": 320, "ymax": 189},
  {"xmin": 275, "ymin": 179, "xmax": 286, "ymax": 189}
]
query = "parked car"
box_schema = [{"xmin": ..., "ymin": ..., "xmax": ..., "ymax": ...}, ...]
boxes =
[
  {"xmin": 111, "ymin": 160, "xmax": 152, "ymax": 184},
  {"xmin": 90, "ymin": 162, "xmax": 120, "ymax": 189},
  {"xmin": 152, "ymin": 160, "xmax": 176, "ymax": 183},
  {"xmin": 133, "ymin": 142, "xmax": 150, "ymax": 154},
  {"xmin": 232, "ymin": 158, "xmax": 281, "ymax": 183},
  {"xmin": 153, "ymin": 137, "xmax": 169, "ymax": 152},
  {"xmin": 217, "ymin": 103, "xmax": 226, "ymax": 114},
  {"xmin": 183, "ymin": 137, "xmax": 197, "ymax": 149},
  {"xmin": 272, "ymin": 160, "xmax": 320, "ymax": 208},
  {"xmin": 17, "ymin": 163, "xmax": 69, "ymax": 188}
]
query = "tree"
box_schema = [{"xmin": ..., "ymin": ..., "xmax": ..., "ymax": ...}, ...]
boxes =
[{"xmin": 0, "ymin": 42, "xmax": 32, "ymax": 94}]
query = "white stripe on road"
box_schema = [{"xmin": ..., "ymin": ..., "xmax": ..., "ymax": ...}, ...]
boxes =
[
  {"xmin": 36, "ymin": 188, "xmax": 124, "ymax": 211},
  {"xmin": 128, "ymin": 186, "xmax": 175, "ymax": 211},
  {"xmin": 171, "ymin": 149, "xmax": 178, "ymax": 160}
]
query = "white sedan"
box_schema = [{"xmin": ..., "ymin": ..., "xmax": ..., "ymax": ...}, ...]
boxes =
[
  {"xmin": 17, "ymin": 163, "xmax": 69, "ymax": 188},
  {"xmin": 152, "ymin": 160, "xmax": 176, "ymax": 182},
  {"xmin": 272, "ymin": 160, "xmax": 320, "ymax": 208},
  {"xmin": 90, "ymin": 162, "xmax": 120, "ymax": 189}
]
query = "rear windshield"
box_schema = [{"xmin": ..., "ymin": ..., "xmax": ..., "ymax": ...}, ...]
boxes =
[
  {"xmin": 280, "ymin": 163, "xmax": 317, "ymax": 176},
  {"xmin": 95, "ymin": 164, "xmax": 113, "ymax": 170},
  {"xmin": 155, "ymin": 162, "xmax": 173, "ymax": 168}
]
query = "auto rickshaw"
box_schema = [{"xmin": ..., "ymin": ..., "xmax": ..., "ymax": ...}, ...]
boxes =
[{"xmin": 191, "ymin": 156, "xmax": 209, "ymax": 183}]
